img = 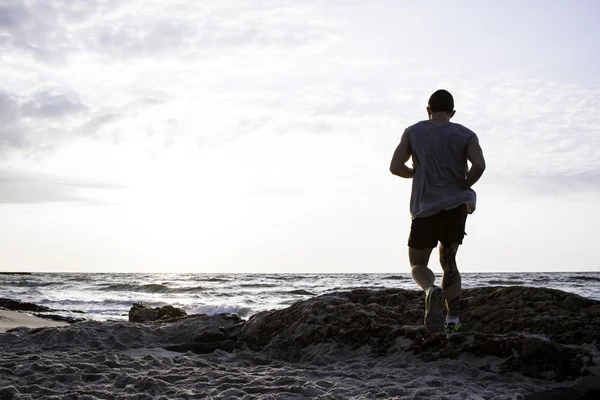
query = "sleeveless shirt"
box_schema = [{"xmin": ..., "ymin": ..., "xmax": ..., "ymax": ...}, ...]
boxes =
[{"xmin": 406, "ymin": 121, "xmax": 477, "ymax": 219}]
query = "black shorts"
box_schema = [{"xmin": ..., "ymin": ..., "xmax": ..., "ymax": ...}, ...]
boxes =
[{"xmin": 408, "ymin": 204, "xmax": 468, "ymax": 249}]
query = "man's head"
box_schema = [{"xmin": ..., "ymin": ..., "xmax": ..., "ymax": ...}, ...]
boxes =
[{"xmin": 427, "ymin": 89, "xmax": 455, "ymax": 119}]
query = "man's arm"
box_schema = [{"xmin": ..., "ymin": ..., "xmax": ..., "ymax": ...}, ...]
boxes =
[
  {"xmin": 389, "ymin": 130, "xmax": 414, "ymax": 178},
  {"xmin": 465, "ymin": 135, "xmax": 486, "ymax": 187}
]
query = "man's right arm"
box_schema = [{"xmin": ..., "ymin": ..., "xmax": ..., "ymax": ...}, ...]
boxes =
[{"xmin": 465, "ymin": 135, "xmax": 486, "ymax": 187}]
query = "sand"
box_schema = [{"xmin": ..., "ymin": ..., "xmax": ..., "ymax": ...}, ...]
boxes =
[
  {"xmin": 0, "ymin": 316, "xmax": 596, "ymax": 399},
  {"xmin": 0, "ymin": 319, "xmax": 521, "ymax": 400},
  {"xmin": 0, "ymin": 309, "xmax": 69, "ymax": 332}
]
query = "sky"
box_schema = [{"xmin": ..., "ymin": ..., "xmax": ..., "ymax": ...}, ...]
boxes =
[{"xmin": 1, "ymin": 0, "xmax": 599, "ymax": 273}]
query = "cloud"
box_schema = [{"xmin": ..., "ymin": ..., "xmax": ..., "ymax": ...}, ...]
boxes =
[
  {"xmin": 0, "ymin": 1, "xmax": 82, "ymax": 63},
  {"xmin": 21, "ymin": 88, "xmax": 87, "ymax": 118},
  {"xmin": 84, "ymin": 113, "xmax": 121, "ymax": 136},
  {"xmin": 454, "ymin": 78, "xmax": 600, "ymax": 180},
  {"xmin": 1, "ymin": 0, "xmax": 599, "ymax": 200},
  {"xmin": 0, "ymin": 90, "xmax": 20, "ymax": 123},
  {"xmin": 1, "ymin": 1, "xmax": 336, "ymax": 63},
  {"xmin": 0, "ymin": 86, "xmax": 88, "ymax": 153},
  {"xmin": 0, "ymin": 170, "xmax": 125, "ymax": 204}
]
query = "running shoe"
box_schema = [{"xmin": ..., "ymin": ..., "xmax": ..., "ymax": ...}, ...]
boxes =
[
  {"xmin": 445, "ymin": 321, "xmax": 463, "ymax": 338},
  {"xmin": 424, "ymin": 285, "xmax": 445, "ymax": 331}
]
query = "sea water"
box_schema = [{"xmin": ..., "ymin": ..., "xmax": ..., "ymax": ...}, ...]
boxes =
[{"xmin": 1, "ymin": 272, "xmax": 599, "ymax": 321}]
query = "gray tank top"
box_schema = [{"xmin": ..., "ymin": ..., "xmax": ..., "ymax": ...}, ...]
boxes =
[{"xmin": 406, "ymin": 121, "xmax": 477, "ymax": 219}]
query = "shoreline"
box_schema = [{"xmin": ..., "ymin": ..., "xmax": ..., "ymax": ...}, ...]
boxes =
[
  {"xmin": 1, "ymin": 287, "xmax": 599, "ymax": 399},
  {"xmin": 0, "ymin": 309, "xmax": 69, "ymax": 332}
]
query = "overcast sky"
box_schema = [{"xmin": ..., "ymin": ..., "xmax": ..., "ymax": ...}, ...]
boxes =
[{"xmin": 1, "ymin": 0, "xmax": 599, "ymax": 273}]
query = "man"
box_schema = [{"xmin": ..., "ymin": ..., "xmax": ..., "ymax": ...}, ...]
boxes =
[{"xmin": 389, "ymin": 89, "xmax": 486, "ymax": 337}]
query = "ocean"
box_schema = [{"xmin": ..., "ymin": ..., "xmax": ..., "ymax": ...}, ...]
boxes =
[{"xmin": 1, "ymin": 272, "xmax": 599, "ymax": 322}]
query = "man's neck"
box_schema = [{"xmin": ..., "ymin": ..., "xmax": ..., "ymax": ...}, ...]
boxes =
[{"xmin": 429, "ymin": 112, "xmax": 451, "ymax": 123}]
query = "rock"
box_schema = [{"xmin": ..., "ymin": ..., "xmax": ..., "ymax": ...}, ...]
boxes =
[
  {"xmin": 128, "ymin": 303, "xmax": 187, "ymax": 323},
  {"xmin": 239, "ymin": 286, "xmax": 600, "ymax": 382},
  {"xmin": 241, "ymin": 289, "xmax": 422, "ymax": 361},
  {"xmin": 195, "ymin": 329, "xmax": 226, "ymax": 343},
  {"xmin": 165, "ymin": 340, "xmax": 237, "ymax": 354},
  {"xmin": 32, "ymin": 313, "xmax": 87, "ymax": 324},
  {"xmin": 0, "ymin": 298, "xmax": 53, "ymax": 312},
  {"xmin": 156, "ymin": 305, "xmax": 187, "ymax": 320},
  {"xmin": 128, "ymin": 303, "xmax": 157, "ymax": 322},
  {"xmin": 162, "ymin": 314, "xmax": 242, "ymax": 354},
  {"xmin": 0, "ymin": 299, "xmax": 87, "ymax": 320}
]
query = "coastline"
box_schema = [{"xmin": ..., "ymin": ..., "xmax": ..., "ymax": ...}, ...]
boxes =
[
  {"xmin": 1, "ymin": 286, "xmax": 599, "ymax": 399},
  {"xmin": 0, "ymin": 309, "xmax": 69, "ymax": 332}
]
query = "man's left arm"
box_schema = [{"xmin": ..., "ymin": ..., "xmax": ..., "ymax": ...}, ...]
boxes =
[{"xmin": 389, "ymin": 130, "xmax": 414, "ymax": 178}]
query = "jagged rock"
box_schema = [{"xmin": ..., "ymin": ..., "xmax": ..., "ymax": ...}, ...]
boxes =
[
  {"xmin": 195, "ymin": 329, "xmax": 226, "ymax": 343},
  {"xmin": 0, "ymin": 298, "xmax": 53, "ymax": 312},
  {"xmin": 128, "ymin": 303, "xmax": 157, "ymax": 322},
  {"xmin": 165, "ymin": 340, "xmax": 237, "ymax": 354},
  {"xmin": 157, "ymin": 305, "xmax": 187, "ymax": 321},
  {"xmin": 240, "ymin": 287, "xmax": 600, "ymax": 382},
  {"xmin": 165, "ymin": 314, "xmax": 243, "ymax": 355},
  {"xmin": 128, "ymin": 303, "xmax": 187, "ymax": 322},
  {"xmin": 0, "ymin": 299, "xmax": 87, "ymax": 318},
  {"xmin": 32, "ymin": 313, "xmax": 87, "ymax": 324}
]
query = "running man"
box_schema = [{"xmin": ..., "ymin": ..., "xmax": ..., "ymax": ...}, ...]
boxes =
[{"xmin": 389, "ymin": 89, "xmax": 486, "ymax": 337}]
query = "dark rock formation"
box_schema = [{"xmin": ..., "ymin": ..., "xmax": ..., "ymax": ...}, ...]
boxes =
[
  {"xmin": 165, "ymin": 339, "xmax": 237, "ymax": 354},
  {"xmin": 4, "ymin": 286, "xmax": 600, "ymax": 389},
  {"xmin": 0, "ymin": 298, "xmax": 53, "ymax": 312},
  {"xmin": 128, "ymin": 302, "xmax": 187, "ymax": 322},
  {"xmin": 164, "ymin": 313, "xmax": 243, "ymax": 354},
  {"xmin": 0, "ymin": 298, "xmax": 88, "ymax": 323},
  {"xmin": 240, "ymin": 286, "xmax": 600, "ymax": 382},
  {"xmin": 32, "ymin": 313, "xmax": 87, "ymax": 324}
]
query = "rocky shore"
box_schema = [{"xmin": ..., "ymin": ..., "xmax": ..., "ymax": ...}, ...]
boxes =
[{"xmin": 1, "ymin": 286, "xmax": 599, "ymax": 399}]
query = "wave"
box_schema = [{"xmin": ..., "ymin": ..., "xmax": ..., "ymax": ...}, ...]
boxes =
[
  {"xmin": 237, "ymin": 283, "xmax": 278, "ymax": 288},
  {"xmin": 383, "ymin": 275, "xmax": 409, "ymax": 280},
  {"xmin": 197, "ymin": 277, "xmax": 230, "ymax": 282},
  {"xmin": 98, "ymin": 283, "xmax": 206, "ymax": 294},
  {"xmin": 26, "ymin": 281, "xmax": 62, "ymax": 287},
  {"xmin": 487, "ymin": 280, "xmax": 525, "ymax": 285},
  {"xmin": 287, "ymin": 289, "xmax": 314, "ymax": 296},
  {"xmin": 261, "ymin": 275, "xmax": 307, "ymax": 281},
  {"xmin": 188, "ymin": 304, "xmax": 253, "ymax": 318},
  {"xmin": 570, "ymin": 276, "xmax": 600, "ymax": 283},
  {"xmin": 1, "ymin": 281, "xmax": 63, "ymax": 287}
]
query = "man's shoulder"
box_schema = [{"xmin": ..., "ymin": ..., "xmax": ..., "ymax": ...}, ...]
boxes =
[
  {"xmin": 404, "ymin": 120, "xmax": 430, "ymax": 133},
  {"xmin": 405, "ymin": 121, "xmax": 477, "ymax": 137},
  {"xmin": 449, "ymin": 122, "xmax": 476, "ymax": 136}
]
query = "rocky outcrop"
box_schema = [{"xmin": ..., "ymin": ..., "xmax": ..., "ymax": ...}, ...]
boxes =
[
  {"xmin": 128, "ymin": 302, "xmax": 187, "ymax": 322},
  {"xmin": 5, "ymin": 287, "xmax": 600, "ymax": 388},
  {"xmin": 0, "ymin": 298, "xmax": 87, "ymax": 323},
  {"xmin": 164, "ymin": 314, "xmax": 243, "ymax": 354},
  {"xmin": 239, "ymin": 287, "xmax": 600, "ymax": 382},
  {"xmin": 32, "ymin": 313, "xmax": 87, "ymax": 324},
  {"xmin": 0, "ymin": 298, "xmax": 53, "ymax": 312}
]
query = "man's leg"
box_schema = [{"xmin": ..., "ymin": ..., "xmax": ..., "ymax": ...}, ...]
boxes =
[
  {"xmin": 408, "ymin": 215, "xmax": 446, "ymax": 330},
  {"xmin": 410, "ymin": 246, "xmax": 445, "ymax": 330},
  {"xmin": 408, "ymin": 247, "xmax": 435, "ymax": 291},
  {"xmin": 439, "ymin": 243, "xmax": 461, "ymax": 317}
]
